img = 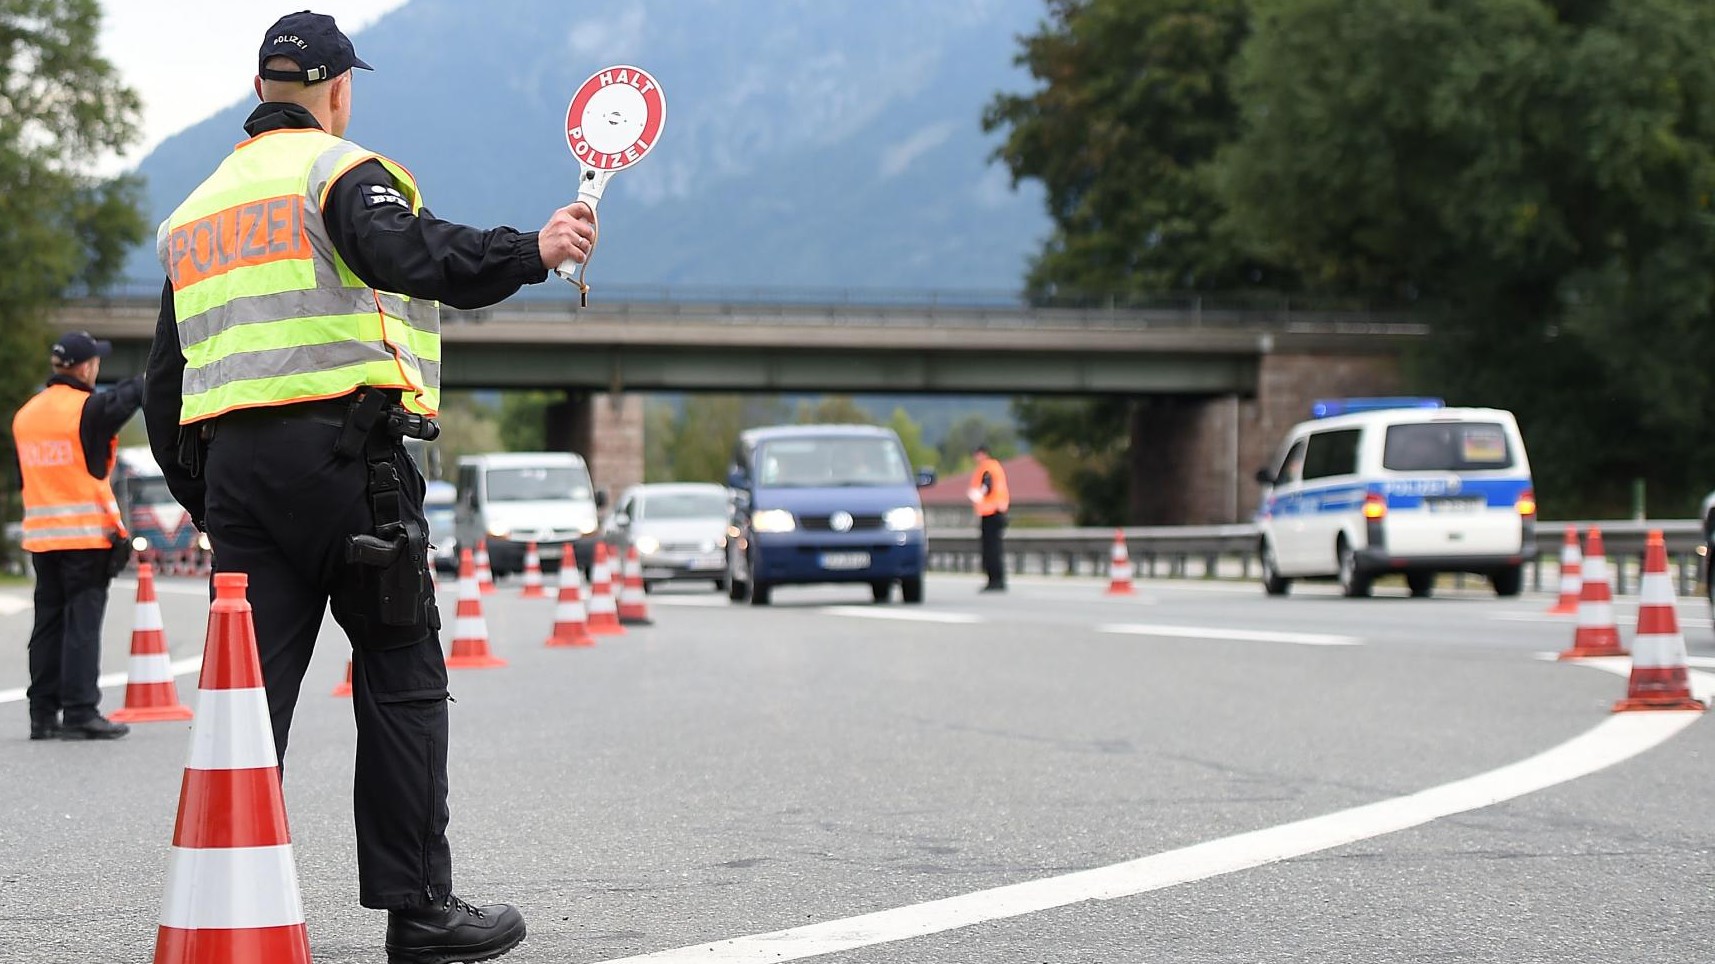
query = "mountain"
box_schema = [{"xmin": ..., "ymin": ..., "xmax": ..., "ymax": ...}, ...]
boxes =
[{"xmin": 128, "ymin": 0, "xmax": 1052, "ymax": 297}]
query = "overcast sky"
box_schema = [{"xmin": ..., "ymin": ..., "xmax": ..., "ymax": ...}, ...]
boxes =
[{"xmin": 96, "ymin": 1, "xmax": 407, "ymax": 172}]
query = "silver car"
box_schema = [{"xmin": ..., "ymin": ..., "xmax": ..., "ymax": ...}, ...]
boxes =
[{"xmin": 602, "ymin": 483, "xmax": 731, "ymax": 591}]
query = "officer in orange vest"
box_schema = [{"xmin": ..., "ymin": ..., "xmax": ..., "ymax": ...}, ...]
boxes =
[
  {"xmin": 967, "ymin": 443, "xmax": 1010, "ymax": 592},
  {"xmin": 12, "ymin": 332, "xmax": 144, "ymax": 740}
]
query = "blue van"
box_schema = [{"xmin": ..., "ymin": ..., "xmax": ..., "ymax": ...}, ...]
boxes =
[{"xmin": 725, "ymin": 424, "xmax": 935, "ymax": 605}]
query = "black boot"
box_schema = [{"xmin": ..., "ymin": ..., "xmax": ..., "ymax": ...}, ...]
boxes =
[
  {"xmin": 29, "ymin": 711, "xmax": 60, "ymax": 741},
  {"xmin": 386, "ymin": 895, "xmax": 526, "ymax": 964},
  {"xmin": 57, "ymin": 715, "xmax": 129, "ymax": 740}
]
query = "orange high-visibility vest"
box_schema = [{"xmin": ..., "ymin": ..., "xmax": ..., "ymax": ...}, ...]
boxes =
[
  {"xmin": 12, "ymin": 384, "xmax": 125, "ymax": 552},
  {"xmin": 969, "ymin": 456, "xmax": 1010, "ymax": 517}
]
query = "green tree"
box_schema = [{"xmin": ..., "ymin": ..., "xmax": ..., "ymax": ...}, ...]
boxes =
[
  {"xmin": 1012, "ymin": 397, "xmax": 1131, "ymax": 525},
  {"xmin": 497, "ymin": 389, "xmax": 559, "ymax": 451},
  {"xmin": 793, "ymin": 395, "xmax": 876, "ymax": 425},
  {"xmin": 937, "ymin": 413, "xmax": 1018, "ymax": 474},
  {"xmin": 887, "ymin": 407, "xmax": 938, "ymax": 471},
  {"xmin": 643, "ymin": 399, "xmax": 677, "ymax": 482},
  {"xmin": 0, "ymin": 0, "xmax": 147, "ymax": 564},
  {"xmin": 983, "ymin": 0, "xmax": 1286, "ymax": 300},
  {"xmin": 652, "ymin": 394, "xmax": 788, "ymax": 482},
  {"xmin": 1216, "ymin": 0, "xmax": 1715, "ymax": 515},
  {"xmin": 428, "ymin": 392, "xmax": 503, "ymax": 476}
]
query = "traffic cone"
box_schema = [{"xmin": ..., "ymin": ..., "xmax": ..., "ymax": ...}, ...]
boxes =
[
  {"xmin": 1547, "ymin": 525, "xmax": 1582, "ymax": 615},
  {"xmin": 447, "ymin": 547, "xmax": 507, "ymax": 669},
  {"xmin": 586, "ymin": 542, "xmax": 626, "ymax": 636},
  {"xmin": 1106, "ymin": 529, "xmax": 1136, "ymax": 596},
  {"xmin": 519, "ymin": 542, "xmax": 547, "ymax": 599},
  {"xmin": 1613, "ymin": 530, "xmax": 1707, "ymax": 712},
  {"xmin": 152, "ymin": 572, "xmax": 312, "ymax": 964},
  {"xmin": 545, "ymin": 560, "xmax": 596, "ymax": 648},
  {"xmin": 475, "ymin": 539, "xmax": 495, "ymax": 595},
  {"xmin": 331, "ymin": 659, "xmax": 352, "ymax": 698},
  {"xmin": 1559, "ymin": 527, "xmax": 1627, "ymax": 659},
  {"xmin": 618, "ymin": 545, "xmax": 654, "ymax": 626},
  {"xmin": 110, "ymin": 563, "xmax": 193, "ymax": 723}
]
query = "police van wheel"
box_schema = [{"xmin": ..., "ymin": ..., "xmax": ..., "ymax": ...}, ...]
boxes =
[
  {"xmin": 1406, "ymin": 571, "xmax": 1435, "ymax": 598},
  {"xmin": 1490, "ymin": 566, "xmax": 1523, "ymax": 597},
  {"xmin": 1338, "ymin": 540, "xmax": 1372, "ymax": 598},
  {"xmin": 1260, "ymin": 542, "xmax": 1291, "ymax": 596}
]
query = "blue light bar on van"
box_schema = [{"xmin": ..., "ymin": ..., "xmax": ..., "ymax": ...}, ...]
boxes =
[{"xmin": 1311, "ymin": 397, "xmax": 1445, "ymax": 419}]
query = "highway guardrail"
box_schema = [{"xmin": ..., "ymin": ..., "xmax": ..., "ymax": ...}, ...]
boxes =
[{"xmin": 925, "ymin": 520, "xmax": 1708, "ymax": 597}]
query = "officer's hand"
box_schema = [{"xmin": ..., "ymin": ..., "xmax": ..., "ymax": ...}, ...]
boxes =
[{"xmin": 539, "ymin": 202, "xmax": 598, "ymax": 269}]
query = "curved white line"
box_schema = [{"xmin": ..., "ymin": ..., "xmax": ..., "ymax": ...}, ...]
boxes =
[{"xmin": 594, "ymin": 664, "xmax": 1710, "ymax": 963}]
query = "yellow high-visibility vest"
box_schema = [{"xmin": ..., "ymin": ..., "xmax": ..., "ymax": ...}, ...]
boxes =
[
  {"xmin": 157, "ymin": 127, "xmax": 440, "ymax": 422},
  {"xmin": 13, "ymin": 385, "xmax": 126, "ymax": 552}
]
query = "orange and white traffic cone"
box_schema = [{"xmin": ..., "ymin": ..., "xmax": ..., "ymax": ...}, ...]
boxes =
[
  {"xmin": 475, "ymin": 539, "xmax": 496, "ymax": 595},
  {"xmin": 331, "ymin": 659, "xmax": 352, "ymax": 698},
  {"xmin": 545, "ymin": 561, "xmax": 596, "ymax": 648},
  {"xmin": 618, "ymin": 545, "xmax": 654, "ymax": 626},
  {"xmin": 110, "ymin": 563, "xmax": 193, "ymax": 724},
  {"xmin": 1547, "ymin": 525, "xmax": 1582, "ymax": 615},
  {"xmin": 519, "ymin": 542, "xmax": 547, "ymax": 599},
  {"xmin": 1613, "ymin": 530, "xmax": 1706, "ymax": 713},
  {"xmin": 1106, "ymin": 529, "xmax": 1136, "ymax": 596},
  {"xmin": 152, "ymin": 572, "xmax": 312, "ymax": 964},
  {"xmin": 1559, "ymin": 527, "xmax": 1627, "ymax": 659},
  {"xmin": 586, "ymin": 543, "xmax": 627, "ymax": 636},
  {"xmin": 448, "ymin": 547, "xmax": 507, "ymax": 669}
]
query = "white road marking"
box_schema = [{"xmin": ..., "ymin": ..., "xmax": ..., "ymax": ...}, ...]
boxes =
[
  {"xmin": 594, "ymin": 661, "xmax": 1710, "ymax": 964},
  {"xmin": 819, "ymin": 607, "xmax": 984, "ymax": 624},
  {"xmin": 1098, "ymin": 623, "xmax": 1361, "ymax": 647},
  {"xmin": 648, "ymin": 595, "xmax": 736, "ymax": 608},
  {"xmin": 0, "ymin": 656, "xmax": 202, "ymax": 706},
  {"xmin": 0, "ymin": 594, "xmax": 30, "ymax": 617}
]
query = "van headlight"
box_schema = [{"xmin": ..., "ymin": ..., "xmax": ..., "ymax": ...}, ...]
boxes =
[
  {"xmin": 884, "ymin": 506, "xmax": 923, "ymax": 531},
  {"xmin": 486, "ymin": 525, "xmax": 511, "ymax": 540},
  {"xmin": 131, "ymin": 536, "xmax": 149, "ymax": 552},
  {"xmin": 634, "ymin": 534, "xmax": 660, "ymax": 555},
  {"xmin": 752, "ymin": 509, "xmax": 797, "ymax": 533}
]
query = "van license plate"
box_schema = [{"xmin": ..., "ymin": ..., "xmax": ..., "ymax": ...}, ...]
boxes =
[
  {"xmin": 820, "ymin": 552, "xmax": 871, "ymax": 570},
  {"xmin": 1426, "ymin": 497, "xmax": 1485, "ymax": 513}
]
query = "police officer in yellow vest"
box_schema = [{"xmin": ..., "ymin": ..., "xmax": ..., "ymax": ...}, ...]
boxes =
[
  {"xmin": 141, "ymin": 12, "xmax": 595, "ymax": 963},
  {"xmin": 968, "ymin": 443, "xmax": 1010, "ymax": 592},
  {"xmin": 14, "ymin": 332, "xmax": 144, "ymax": 741}
]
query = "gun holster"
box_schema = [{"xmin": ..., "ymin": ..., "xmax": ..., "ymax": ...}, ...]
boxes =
[{"xmin": 338, "ymin": 389, "xmax": 440, "ymax": 640}]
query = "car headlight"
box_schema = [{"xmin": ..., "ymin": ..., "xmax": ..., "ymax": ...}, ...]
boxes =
[
  {"xmin": 196, "ymin": 532, "xmax": 211, "ymax": 552},
  {"xmin": 884, "ymin": 506, "xmax": 923, "ymax": 531},
  {"xmin": 486, "ymin": 525, "xmax": 511, "ymax": 540},
  {"xmin": 752, "ymin": 509, "xmax": 797, "ymax": 533},
  {"xmin": 131, "ymin": 536, "xmax": 149, "ymax": 552},
  {"xmin": 634, "ymin": 534, "xmax": 661, "ymax": 555}
]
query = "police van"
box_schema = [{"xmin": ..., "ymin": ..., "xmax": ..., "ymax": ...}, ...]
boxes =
[{"xmin": 1254, "ymin": 398, "xmax": 1535, "ymax": 598}]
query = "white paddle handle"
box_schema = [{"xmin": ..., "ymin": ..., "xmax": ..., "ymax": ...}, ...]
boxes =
[{"xmin": 554, "ymin": 168, "xmax": 611, "ymax": 282}]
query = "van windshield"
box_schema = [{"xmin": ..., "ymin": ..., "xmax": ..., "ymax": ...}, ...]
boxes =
[
  {"xmin": 756, "ymin": 437, "xmax": 911, "ymax": 488},
  {"xmin": 646, "ymin": 491, "xmax": 728, "ymax": 519},
  {"xmin": 127, "ymin": 477, "xmax": 177, "ymax": 506},
  {"xmin": 1383, "ymin": 422, "xmax": 1515, "ymax": 472},
  {"xmin": 485, "ymin": 466, "xmax": 593, "ymax": 502}
]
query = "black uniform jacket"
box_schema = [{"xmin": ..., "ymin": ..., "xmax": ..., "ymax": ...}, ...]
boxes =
[{"xmin": 144, "ymin": 102, "xmax": 551, "ymax": 527}]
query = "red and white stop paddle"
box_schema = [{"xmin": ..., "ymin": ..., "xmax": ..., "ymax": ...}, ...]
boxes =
[{"xmin": 558, "ymin": 64, "xmax": 667, "ymax": 303}]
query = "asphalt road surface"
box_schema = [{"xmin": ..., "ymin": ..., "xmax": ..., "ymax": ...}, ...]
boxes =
[{"xmin": 2, "ymin": 570, "xmax": 1712, "ymax": 963}]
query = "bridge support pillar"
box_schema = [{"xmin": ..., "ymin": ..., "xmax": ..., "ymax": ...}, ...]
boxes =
[
  {"xmin": 545, "ymin": 391, "xmax": 645, "ymax": 503},
  {"xmin": 1128, "ymin": 353, "xmax": 1402, "ymax": 524}
]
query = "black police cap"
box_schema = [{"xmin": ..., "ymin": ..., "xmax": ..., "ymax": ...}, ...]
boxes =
[
  {"xmin": 52, "ymin": 331, "xmax": 112, "ymax": 366},
  {"xmin": 258, "ymin": 10, "xmax": 373, "ymax": 85}
]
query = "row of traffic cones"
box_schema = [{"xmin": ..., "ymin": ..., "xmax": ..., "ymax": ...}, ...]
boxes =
[{"xmin": 1552, "ymin": 526, "xmax": 1706, "ymax": 713}]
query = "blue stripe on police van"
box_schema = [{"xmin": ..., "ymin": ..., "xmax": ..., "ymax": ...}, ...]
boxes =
[{"xmin": 1381, "ymin": 477, "xmax": 1531, "ymax": 509}]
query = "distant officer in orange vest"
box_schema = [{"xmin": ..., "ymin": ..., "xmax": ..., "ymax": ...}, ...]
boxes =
[
  {"xmin": 12, "ymin": 331, "xmax": 144, "ymax": 740},
  {"xmin": 967, "ymin": 443, "xmax": 1010, "ymax": 592}
]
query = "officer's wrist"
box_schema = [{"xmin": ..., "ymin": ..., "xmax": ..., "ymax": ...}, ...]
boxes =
[{"xmin": 516, "ymin": 230, "xmax": 550, "ymax": 281}]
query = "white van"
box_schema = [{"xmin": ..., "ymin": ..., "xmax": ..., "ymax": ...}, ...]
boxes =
[
  {"xmin": 1254, "ymin": 398, "xmax": 1535, "ymax": 598},
  {"xmin": 453, "ymin": 452, "xmax": 602, "ymax": 577}
]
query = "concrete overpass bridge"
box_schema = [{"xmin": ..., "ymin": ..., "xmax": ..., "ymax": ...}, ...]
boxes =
[{"xmin": 57, "ymin": 290, "xmax": 1426, "ymax": 524}]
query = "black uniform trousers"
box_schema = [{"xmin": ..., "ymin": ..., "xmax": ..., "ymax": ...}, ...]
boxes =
[
  {"xmin": 202, "ymin": 405, "xmax": 451, "ymax": 910},
  {"xmin": 979, "ymin": 511, "xmax": 1008, "ymax": 589},
  {"xmin": 26, "ymin": 547, "xmax": 113, "ymax": 723}
]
